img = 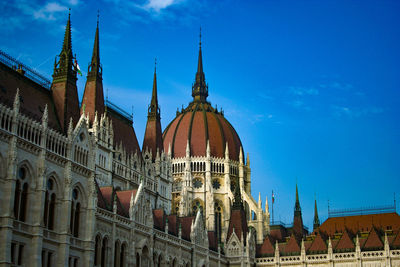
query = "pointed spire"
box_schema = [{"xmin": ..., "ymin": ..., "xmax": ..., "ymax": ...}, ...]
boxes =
[
  {"xmin": 87, "ymin": 10, "xmax": 101, "ymax": 79},
  {"xmin": 41, "ymin": 104, "xmax": 48, "ymax": 127},
  {"xmin": 295, "ymin": 184, "xmax": 301, "ymax": 214},
  {"xmin": 192, "ymin": 27, "xmax": 208, "ymax": 102},
  {"xmin": 142, "ymin": 60, "xmax": 163, "ymax": 160},
  {"xmin": 147, "ymin": 58, "xmax": 160, "ymax": 120},
  {"xmin": 53, "ymin": 9, "xmax": 76, "ymax": 80},
  {"xmin": 313, "ymin": 198, "xmax": 320, "ymax": 231},
  {"xmin": 239, "ymin": 146, "xmax": 243, "ymax": 164},
  {"xmin": 258, "ymin": 192, "xmax": 262, "ymax": 209},
  {"xmin": 265, "ymin": 195, "xmax": 269, "ymax": 214},
  {"xmin": 246, "ymin": 152, "xmax": 250, "ymax": 167}
]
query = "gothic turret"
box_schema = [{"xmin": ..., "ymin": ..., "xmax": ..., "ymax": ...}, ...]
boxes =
[
  {"xmin": 292, "ymin": 184, "xmax": 304, "ymax": 238},
  {"xmin": 313, "ymin": 199, "xmax": 320, "ymax": 231},
  {"xmin": 51, "ymin": 10, "xmax": 80, "ymax": 133},
  {"xmin": 142, "ymin": 61, "xmax": 163, "ymax": 160},
  {"xmin": 81, "ymin": 14, "xmax": 104, "ymax": 122},
  {"xmin": 192, "ymin": 29, "xmax": 208, "ymax": 103}
]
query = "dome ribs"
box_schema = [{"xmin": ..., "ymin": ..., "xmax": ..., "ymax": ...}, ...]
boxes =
[
  {"xmin": 210, "ymin": 111, "xmax": 226, "ymax": 158},
  {"xmin": 206, "ymin": 112, "xmax": 224, "ymax": 158},
  {"xmin": 173, "ymin": 112, "xmax": 192, "ymax": 158},
  {"xmin": 190, "ymin": 105, "xmax": 206, "ymax": 156},
  {"xmin": 201, "ymin": 103, "xmax": 209, "ymax": 141},
  {"xmin": 187, "ymin": 104, "xmax": 198, "ymax": 156}
]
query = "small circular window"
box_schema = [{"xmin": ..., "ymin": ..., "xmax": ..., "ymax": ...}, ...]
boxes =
[
  {"xmin": 193, "ymin": 179, "xmax": 203, "ymax": 189},
  {"xmin": 212, "ymin": 179, "xmax": 221, "ymax": 190}
]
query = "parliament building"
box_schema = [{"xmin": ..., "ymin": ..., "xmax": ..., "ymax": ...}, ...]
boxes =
[{"xmin": 1, "ymin": 12, "xmax": 400, "ymax": 267}]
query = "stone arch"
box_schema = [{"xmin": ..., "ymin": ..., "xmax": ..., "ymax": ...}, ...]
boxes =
[{"xmin": 17, "ymin": 160, "xmax": 34, "ymax": 187}]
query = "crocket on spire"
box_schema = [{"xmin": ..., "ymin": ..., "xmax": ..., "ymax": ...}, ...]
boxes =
[
  {"xmin": 313, "ymin": 198, "xmax": 320, "ymax": 231},
  {"xmin": 192, "ymin": 27, "xmax": 208, "ymax": 103},
  {"xmin": 143, "ymin": 59, "xmax": 163, "ymax": 161},
  {"xmin": 81, "ymin": 12, "xmax": 105, "ymax": 122}
]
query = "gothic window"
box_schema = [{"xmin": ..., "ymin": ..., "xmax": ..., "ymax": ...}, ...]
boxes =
[
  {"xmin": 215, "ymin": 202, "xmax": 223, "ymax": 243},
  {"xmin": 14, "ymin": 167, "xmax": 28, "ymax": 222},
  {"xmin": 212, "ymin": 179, "xmax": 221, "ymax": 190},
  {"xmin": 70, "ymin": 188, "xmax": 81, "ymax": 237},
  {"xmin": 114, "ymin": 241, "xmax": 120, "ymax": 267},
  {"xmin": 193, "ymin": 178, "xmax": 203, "ymax": 189},
  {"xmin": 94, "ymin": 235, "xmax": 101, "ymax": 266},
  {"xmin": 192, "ymin": 199, "xmax": 203, "ymax": 215},
  {"xmin": 120, "ymin": 243, "xmax": 126, "ymax": 267},
  {"xmin": 101, "ymin": 237, "xmax": 108, "ymax": 267},
  {"xmin": 43, "ymin": 177, "xmax": 56, "ymax": 230}
]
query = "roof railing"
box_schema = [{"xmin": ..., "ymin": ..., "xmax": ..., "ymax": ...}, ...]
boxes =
[
  {"xmin": 328, "ymin": 204, "xmax": 396, "ymax": 218},
  {"xmin": 0, "ymin": 49, "xmax": 51, "ymax": 89},
  {"xmin": 105, "ymin": 100, "xmax": 133, "ymax": 122}
]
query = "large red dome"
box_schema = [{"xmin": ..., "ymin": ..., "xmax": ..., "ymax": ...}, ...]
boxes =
[
  {"xmin": 163, "ymin": 41, "xmax": 243, "ymax": 161},
  {"xmin": 163, "ymin": 102, "xmax": 243, "ymax": 161}
]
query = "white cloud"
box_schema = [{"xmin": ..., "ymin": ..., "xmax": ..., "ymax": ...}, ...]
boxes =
[
  {"xmin": 33, "ymin": 2, "xmax": 68, "ymax": 21},
  {"xmin": 332, "ymin": 105, "xmax": 383, "ymax": 118},
  {"xmin": 289, "ymin": 86, "xmax": 319, "ymax": 96},
  {"xmin": 143, "ymin": 0, "xmax": 182, "ymax": 12}
]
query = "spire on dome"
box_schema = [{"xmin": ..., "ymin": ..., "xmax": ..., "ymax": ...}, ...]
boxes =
[
  {"xmin": 295, "ymin": 184, "xmax": 301, "ymax": 215},
  {"xmin": 232, "ymin": 184, "xmax": 243, "ymax": 210},
  {"xmin": 313, "ymin": 198, "xmax": 320, "ymax": 231},
  {"xmin": 192, "ymin": 27, "xmax": 208, "ymax": 103}
]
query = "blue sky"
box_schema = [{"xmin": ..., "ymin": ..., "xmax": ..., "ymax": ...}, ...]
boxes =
[{"xmin": 1, "ymin": 0, "xmax": 400, "ymax": 229}]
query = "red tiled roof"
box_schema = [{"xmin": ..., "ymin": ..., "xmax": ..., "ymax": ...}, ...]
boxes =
[
  {"xmin": 335, "ymin": 231, "xmax": 354, "ymax": 251},
  {"xmin": 257, "ymin": 235, "xmax": 275, "ymax": 256},
  {"xmin": 363, "ymin": 228, "xmax": 383, "ymax": 250},
  {"xmin": 99, "ymin": 186, "xmax": 113, "ymax": 209},
  {"xmin": 167, "ymin": 215, "xmax": 178, "ymax": 236},
  {"xmin": 392, "ymin": 231, "xmax": 400, "ymax": 249},
  {"xmin": 0, "ymin": 63, "xmax": 61, "ymax": 131},
  {"xmin": 308, "ymin": 233, "xmax": 327, "ymax": 253},
  {"xmin": 142, "ymin": 117, "xmax": 163, "ymax": 160},
  {"xmin": 319, "ymin": 213, "xmax": 400, "ymax": 236},
  {"xmin": 107, "ymin": 109, "xmax": 141, "ymax": 156},
  {"xmin": 163, "ymin": 102, "xmax": 244, "ymax": 161},
  {"xmin": 180, "ymin": 216, "xmax": 195, "ymax": 241},
  {"xmin": 153, "ymin": 209, "xmax": 166, "ymax": 231},
  {"xmin": 227, "ymin": 209, "xmax": 248, "ymax": 242},
  {"xmin": 81, "ymin": 77, "xmax": 104, "ymax": 123},
  {"xmin": 208, "ymin": 231, "xmax": 218, "ymax": 251},
  {"xmin": 283, "ymin": 234, "xmax": 300, "ymax": 254},
  {"xmin": 115, "ymin": 190, "xmax": 137, "ymax": 217},
  {"xmin": 269, "ymin": 225, "xmax": 289, "ymax": 242}
]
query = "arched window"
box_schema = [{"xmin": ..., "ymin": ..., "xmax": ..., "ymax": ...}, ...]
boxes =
[
  {"xmin": 192, "ymin": 199, "xmax": 204, "ymax": 216},
  {"xmin": 120, "ymin": 244, "xmax": 126, "ymax": 267},
  {"xmin": 101, "ymin": 237, "xmax": 108, "ymax": 267},
  {"xmin": 215, "ymin": 202, "xmax": 223, "ymax": 243},
  {"xmin": 44, "ymin": 178, "xmax": 56, "ymax": 230},
  {"xmin": 136, "ymin": 253, "xmax": 140, "ymax": 267},
  {"xmin": 94, "ymin": 235, "xmax": 101, "ymax": 266},
  {"xmin": 70, "ymin": 188, "xmax": 81, "ymax": 237},
  {"xmin": 14, "ymin": 167, "xmax": 29, "ymax": 222},
  {"xmin": 114, "ymin": 241, "xmax": 120, "ymax": 267}
]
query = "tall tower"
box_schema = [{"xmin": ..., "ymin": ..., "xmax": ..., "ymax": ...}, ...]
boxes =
[
  {"xmin": 51, "ymin": 11, "xmax": 80, "ymax": 132},
  {"xmin": 313, "ymin": 199, "xmax": 320, "ymax": 231},
  {"xmin": 81, "ymin": 14, "xmax": 104, "ymax": 122},
  {"xmin": 142, "ymin": 62, "xmax": 163, "ymax": 160},
  {"xmin": 292, "ymin": 184, "xmax": 304, "ymax": 238}
]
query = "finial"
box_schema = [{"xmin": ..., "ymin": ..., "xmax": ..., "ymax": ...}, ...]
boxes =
[
  {"xmin": 69, "ymin": 8, "xmax": 71, "ymax": 18},
  {"xmin": 154, "ymin": 57, "xmax": 157, "ymax": 72},
  {"xmin": 199, "ymin": 26, "xmax": 202, "ymax": 48},
  {"xmin": 97, "ymin": 10, "xmax": 99, "ymax": 27}
]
